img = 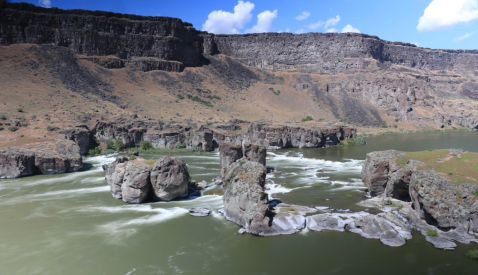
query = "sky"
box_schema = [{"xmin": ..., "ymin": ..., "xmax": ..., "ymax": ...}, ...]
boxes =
[{"xmin": 9, "ymin": 0, "xmax": 478, "ymax": 50}]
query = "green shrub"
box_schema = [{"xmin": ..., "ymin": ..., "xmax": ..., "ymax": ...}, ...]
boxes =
[
  {"xmin": 17, "ymin": 107, "xmax": 24, "ymax": 112},
  {"xmin": 20, "ymin": 134, "xmax": 24, "ymax": 137},
  {"xmin": 473, "ymin": 190, "xmax": 478, "ymax": 196},
  {"xmin": 8, "ymin": 126, "xmax": 18, "ymax": 132},
  {"xmin": 466, "ymin": 249, "xmax": 478, "ymax": 260},
  {"xmin": 340, "ymin": 117, "xmax": 351, "ymax": 123},
  {"xmin": 452, "ymin": 127, "xmax": 457, "ymax": 130},
  {"xmin": 395, "ymin": 118, "xmax": 399, "ymax": 122},
  {"xmin": 46, "ymin": 125, "xmax": 54, "ymax": 131},
  {"xmin": 21, "ymin": 123, "xmax": 29, "ymax": 127},
  {"xmin": 140, "ymin": 140, "xmax": 153, "ymax": 150},
  {"xmin": 302, "ymin": 116, "xmax": 313, "ymax": 122},
  {"xmin": 0, "ymin": 127, "xmax": 3, "ymax": 131},
  {"xmin": 187, "ymin": 94, "xmax": 192, "ymax": 99},
  {"xmin": 0, "ymin": 114, "xmax": 6, "ymax": 120},
  {"xmin": 426, "ymin": 229, "xmax": 438, "ymax": 237},
  {"xmin": 114, "ymin": 139, "xmax": 125, "ymax": 151},
  {"xmin": 196, "ymin": 88, "xmax": 202, "ymax": 92},
  {"xmin": 157, "ymin": 119, "xmax": 164, "ymax": 125},
  {"xmin": 88, "ymin": 147, "xmax": 102, "ymax": 156},
  {"xmin": 318, "ymin": 118, "xmax": 325, "ymax": 121},
  {"xmin": 268, "ymin": 87, "xmax": 274, "ymax": 91},
  {"xmin": 174, "ymin": 142, "xmax": 186, "ymax": 149},
  {"xmin": 105, "ymin": 140, "xmax": 114, "ymax": 150},
  {"xmin": 129, "ymin": 155, "xmax": 136, "ymax": 160},
  {"xmin": 177, "ymin": 94, "xmax": 185, "ymax": 100},
  {"xmin": 213, "ymin": 95, "xmax": 221, "ymax": 100},
  {"xmin": 381, "ymin": 122, "xmax": 388, "ymax": 128}
]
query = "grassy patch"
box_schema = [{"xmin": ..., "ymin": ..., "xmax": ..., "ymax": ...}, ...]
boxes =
[
  {"xmin": 177, "ymin": 94, "xmax": 185, "ymax": 100},
  {"xmin": 8, "ymin": 126, "xmax": 18, "ymax": 132},
  {"xmin": 269, "ymin": 87, "xmax": 280, "ymax": 95},
  {"xmin": 396, "ymin": 149, "xmax": 478, "ymax": 185},
  {"xmin": 139, "ymin": 140, "xmax": 153, "ymax": 150},
  {"xmin": 426, "ymin": 229, "xmax": 438, "ymax": 237},
  {"xmin": 302, "ymin": 116, "xmax": 313, "ymax": 122},
  {"xmin": 466, "ymin": 249, "xmax": 478, "ymax": 260},
  {"xmin": 124, "ymin": 147, "xmax": 194, "ymax": 154}
]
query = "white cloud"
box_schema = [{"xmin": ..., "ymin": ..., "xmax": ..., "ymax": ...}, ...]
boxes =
[
  {"xmin": 246, "ymin": 9, "xmax": 278, "ymax": 33},
  {"xmin": 295, "ymin": 11, "xmax": 311, "ymax": 21},
  {"xmin": 324, "ymin": 15, "xmax": 340, "ymax": 28},
  {"xmin": 278, "ymin": 28, "xmax": 291, "ymax": 33},
  {"xmin": 38, "ymin": 0, "xmax": 51, "ymax": 8},
  {"xmin": 417, "ymin": 0, "xmax": 478, "ymax": 31},
  {"xmin": 456, "ymin": 33, "xmax": 472, "ymax": 40},
  {"xmin": 202, "ymin": 1, "xmax": 255, "ymax": 34},
  {"xmin": 412, "ymin": 42, "xmax": 420, "ymax": 46},
  {"xmin": 308, "ymin": 21, "xmax": 324, "ymax": 30},
  {"xmin": 342, "ymin": 24, "xmax": 360, "ymax": 33},
  {"xmin": 296, "ymin": 28, "xmax": 305, "ymax": 34},
  {"xmin": 326, "ymin": 28, "xmax": 337, "ymax": 33}
]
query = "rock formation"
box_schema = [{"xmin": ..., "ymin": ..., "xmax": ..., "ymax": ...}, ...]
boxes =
[
  {"xmin": 102, "ymin": 155, "xmax": 192, "ymax": 203},
  {"xmin": 222, "ymin": 159, "xmax": 309, "ymax": 236},
  {"xmin": 150, "ymin": 155, "xmax": 190, "ymax": 201},
  {"xmin": 0, "ymin": 140, "xmax": 83, "ymax": 178},
  {"xmin": 362, "ymin": 149, "xmax": 478, "ymax": 235}
]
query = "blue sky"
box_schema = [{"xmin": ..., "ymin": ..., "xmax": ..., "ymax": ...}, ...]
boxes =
[{"xmin": 11, "ymin": 0, "xmax": 478, "ymax": 50}]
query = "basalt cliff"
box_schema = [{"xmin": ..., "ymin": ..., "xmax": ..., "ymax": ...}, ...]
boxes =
[{"xmin": 1, "ymin": 3, "xmax": 478, "ymax": 152}]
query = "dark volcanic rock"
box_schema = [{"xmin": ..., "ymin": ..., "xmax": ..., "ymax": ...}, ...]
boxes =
[
  {"xmin": 0, "ymin": 140, "xmax": 83, "ymax": 178},
  {"xmin": 57, "ymin": 126, "xmax": 92, "ymax": 156},
  {"xmin": 150, "ymin": 155, "xmax": 190, "ymax": 201}
]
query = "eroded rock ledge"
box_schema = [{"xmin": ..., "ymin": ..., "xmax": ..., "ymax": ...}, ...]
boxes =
[{"xmin": 0, "ymin": 139, "xmax": 83, "ymax": 178}]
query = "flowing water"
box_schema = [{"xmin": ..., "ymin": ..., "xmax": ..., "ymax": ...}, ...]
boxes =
[{"xmin": 1, "ymin": 131, "xmax": 478, "ymax": 274}]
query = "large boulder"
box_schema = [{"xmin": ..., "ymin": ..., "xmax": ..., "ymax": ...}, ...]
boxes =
[
  {"xmin": 150, "ymin": 155, "xmax": 190, "ymax": 201},
  {"xmin": 0, "ymin": 140, "xmax": 83, "ymax": 178},
  {"xmin": 219, "ymin": 143, "xmax": 243, "ymax": 176},
  {"xmin": 361, "ymin": 150, "xmax": 403, "ymax": 197},
  {"xmin": 102, "ymin": 156, "xmax": 129, "ymax": 199},
  {"xmin": 121, "ymin": 160, "xmax": 152, "ymax": 204},
  {"xmin": 222, "ymin": 160, "xmax": 271, "ymax": 235}
]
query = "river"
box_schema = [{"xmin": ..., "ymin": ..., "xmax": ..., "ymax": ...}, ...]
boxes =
[{"xmin": 0, "ymin": 131, "xmax": 477, "ymax": 274}]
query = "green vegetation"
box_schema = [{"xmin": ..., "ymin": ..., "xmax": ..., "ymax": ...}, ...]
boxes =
[
  {"xmin": 207, "ymin": 95, "xmax": 221, "ymax": 100},
  {"xmin": 139, "ymin": 140, "xmax": 153, "ymax": 150},
  {"xmin": 466, "ymin": 249, "xmax": 478, "ymax": 260},
  {"xmin": 105, "ymin": 140, "xmax": 115, "ymax": 150},
  {"xmin": 318, "ymin": 118, "xmax": 325, "ymax": 121},
  {"xmin": 129, "ymin": 155, "xmax": 136, "ymax": 160},
  {"xmin": 177, "ymin": 94, "xmax": 185, "ymax": 100},
  {"xmin": 114, "ymin": 139, "xmax": 125, "ymax": 151},
  {"xmin": 339, "ymin": 117, "xmax": 351, "ymax": 123},
  {"xmin": 396, "ymin": 149, "xmax": 478, "ymax": 185},
  {"xmin": 381, "ymin": 122, "xmax": 388, "ymax": 128},
  {"xmin": 20, "ymin": 134, "xmax": 24, "ymax": 137},
  {"xmin": 88, "ymin": 147, "xmax": 102, "ymax": 156},
  {"xmin": 0, "ymin": 127, "xmax": 3, "ymax": 131},
  {"xmin": 395, "ymin": 118, "xmax": 399, "ymax": 122},
  {"xmin": 238, "ymin": 160, "xmax": 246, "ymax": 166},
  {"xmin": 46, "ymin": 125, "xmax": 54, "ymax": 131},
  {"xmin": 8, "ymin": 126, "xmax": 18, "ymax": 132},
  {"xmin": 230, "ymin": 173, "xmax": 236, "ymax": 179},
  {"xmin": 389, "ymin": 201, "xmax": 404, "ymax": 210},
  {"xmin": 21, "ymin": 123, "xmax": 28, "ymax": 127},
  {"xmin": 426, "ymin": 229, "xmax": 438, "ymax": 237},
  {"xmin": 157, "ymin": 119, "xmax": 164, "ymax": 125},
  {"xmin": 302, "ymin": 116, "xmax": 313, "ymax": 122},
  {"xmin": 473, "ymin": 190, "xmax": 478, "ymax": 196},
  {"xmin": 188, "ymin": 95, "xmax": 213, "ymax": 107},
  {"xmin": 0, "ymin": 114, "xmax": 6, "ymax": 120},
  {"xmin": 17, "ymin": 107, "xmax": 24, "ymax": 113},
  {"xmin": 340, "ymin": 136, "xmax": 366, "ymax": 146},
  {"xmin": 110, "ymin": 95, "xmax": 118, "ymax": 100},
  {"xmin": 173, "ymin": 142, "xmax": 186, "ymax": 149},
  {"xmin": 269, "ymin": 87, "xmax": 280, "ymax": 95},
  {"xmin": 124, "ymin": 147, "xmax": 193, "ymax": 154}
]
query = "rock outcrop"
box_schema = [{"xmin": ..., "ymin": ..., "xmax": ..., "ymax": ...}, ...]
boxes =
[
  {"xmin": 102, "ymin": 155, "xmax": 192, "ymax": 203},
  {"xmin": 219, "ymin": 143, "xmax": 243, "ymax": 176},
  {"xmin": 0, "ymin": 140, "xmax": 83, "ymax": 178},
  {"xmin": 362, "ymin": 149, "xmax": 478, "ymax": 235},
  {"xmin": 222, "ymin": 159, "xmax": 309, "ymax": 236}
]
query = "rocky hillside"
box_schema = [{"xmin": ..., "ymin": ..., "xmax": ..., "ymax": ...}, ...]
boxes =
[{"xmin": 1, "ymin": 2, "xmax": 478, "ymax": 149}]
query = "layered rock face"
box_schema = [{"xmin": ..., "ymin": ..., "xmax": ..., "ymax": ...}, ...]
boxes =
[
  {"xmin": 213, "ymin": 33, "xmax": 478, "ymax": 73},
  {"xmin": 362, "ymin": 150, "xmax": 478, "ymax": 234},
  {"xmin": 93, "ymin": 118, "xmax": 355, "ymax": 152},
  {"xmin": 102, "ymin": 155, "xmax": 190, "ymax": 203},
  {"xmin": 0, "ymin": 140, "xmax": 83, "ymax": 178},
  {"xmin": 0, "ymin": 2, "xmax": 204, "ymax": 71}
]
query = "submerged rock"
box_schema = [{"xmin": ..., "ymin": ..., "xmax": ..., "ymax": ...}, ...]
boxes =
[
  {"xmin": 189, "ymin": 207, "xmax": 211, "ymax": 217},
  {"xmin": 426, "ymin": 236, "xmax": 457, "ymax": 250}
]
